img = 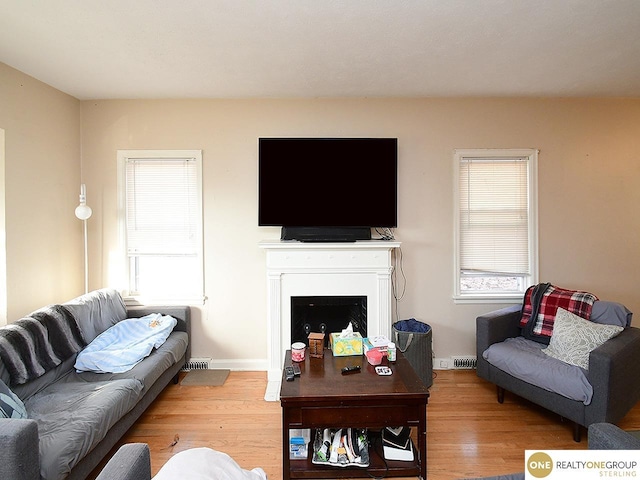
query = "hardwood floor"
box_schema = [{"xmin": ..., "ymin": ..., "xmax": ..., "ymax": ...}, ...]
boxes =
[{"xmin": 91, "ymin": 369, "xmax": 640, "ymax": 480}]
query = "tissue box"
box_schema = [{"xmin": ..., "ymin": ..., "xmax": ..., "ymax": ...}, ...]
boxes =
[{"xmin": 330, "ymin": 332, "xmax": 363, "ymax": 356}]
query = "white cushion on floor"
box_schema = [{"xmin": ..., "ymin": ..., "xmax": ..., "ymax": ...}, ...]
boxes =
[{"xmin": 152, "ymin": 448, "xmax": 267, "ymax": 480}]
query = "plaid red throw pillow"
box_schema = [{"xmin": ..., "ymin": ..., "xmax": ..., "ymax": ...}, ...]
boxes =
[{"xmin": 520, "ymin": 283, "xmax": 598, "ymax": 344}]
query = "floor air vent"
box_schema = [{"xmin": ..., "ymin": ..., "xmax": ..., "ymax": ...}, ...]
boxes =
[
  {"xmin": 182, "ymin": 357, "xmax": 212, "ymax": 371},
  {"xmin": 452, "ymin": 356, "xmax": 477, "ymax": 369}
]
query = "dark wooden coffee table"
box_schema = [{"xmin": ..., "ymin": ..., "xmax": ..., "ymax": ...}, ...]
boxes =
[{"xmin": 280, "ymin": 349, "xmax": 429, "ymax": 479}]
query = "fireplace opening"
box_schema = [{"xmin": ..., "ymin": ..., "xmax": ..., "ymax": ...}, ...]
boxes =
[{"xmin": 291, "ymin": 296, "xmax": 367, "ymax": 347}]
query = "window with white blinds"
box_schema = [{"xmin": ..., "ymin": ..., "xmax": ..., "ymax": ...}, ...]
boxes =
[
  {"xmin": 454, "ymin": 149, "xmax": 538, "ymax": 302},
  {"xmin": 118, "ymin": 150, "xmax": 203, "ymax": 302}
]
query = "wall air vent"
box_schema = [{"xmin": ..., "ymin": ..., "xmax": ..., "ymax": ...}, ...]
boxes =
[
  {"xmin": 452, "ymin": 355, "xmax": 477, "ymax": 369},
  {"xmin": 182, "ymin": 357, "xmax": 212, "ymax": 371}
]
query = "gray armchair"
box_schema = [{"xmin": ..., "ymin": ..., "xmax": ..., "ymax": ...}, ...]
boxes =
[{"xmin": 476, "ymin": 304, "xmax": 640, "ymax": 441}]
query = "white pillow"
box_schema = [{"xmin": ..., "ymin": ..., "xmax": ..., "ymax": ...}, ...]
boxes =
[
  {"xmin": 543, "ymin": 307, "xmax": 624, "ymax": 370},
  {"xmin": 153, "ymin": 448, "xmax": 267, "ymax": 480}
]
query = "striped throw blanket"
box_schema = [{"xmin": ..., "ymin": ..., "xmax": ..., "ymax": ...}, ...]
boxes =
[
  {"xmin": 0, "ymin": 305, "xmax": 86, "ymax": 385},
  {"xmin": 520, "ymin": 283, "xmax": 598, "ymax": 344}
]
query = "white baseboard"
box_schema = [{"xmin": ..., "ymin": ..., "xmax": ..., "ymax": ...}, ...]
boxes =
[
  {"xmin": 209, "ymin": 358, "xmax": 268, "ymax": 371},
  {"xmin": 264, "ymin": 380, "xmax": 280, "ymax": 401}
]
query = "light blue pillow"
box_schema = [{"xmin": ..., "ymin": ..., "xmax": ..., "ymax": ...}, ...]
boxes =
[
  {"xmin": 591, "ymin": 301, "xmax": 632, "ymax": 327},
  {"xmin": 0, "ymin": 379, "xmax": 27, "ymax": 419}
]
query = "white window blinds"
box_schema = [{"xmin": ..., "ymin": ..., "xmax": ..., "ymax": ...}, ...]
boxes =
[
  {"xmin": 126, "ymin": 157, "xmax": 199, "ymax": 257},
  {"xmin": 458, "ymin": 156, "xmax": 530, "ymax": 276}
]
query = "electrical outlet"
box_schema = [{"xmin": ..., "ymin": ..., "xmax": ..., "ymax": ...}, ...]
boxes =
[{"xmin": 435, "ymin": 358, "xmax": 450, "ymax": 370}]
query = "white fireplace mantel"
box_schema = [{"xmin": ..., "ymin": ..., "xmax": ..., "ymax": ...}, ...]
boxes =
[{"xmin": 259, "ymin": 239, "xmax": 400, "ymax": 398}]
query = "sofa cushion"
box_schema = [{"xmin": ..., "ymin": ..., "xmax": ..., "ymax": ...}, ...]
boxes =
[
  {"xmin": 10, "ymin": 356, "xmax": 77, "ymax": 403},
  {"xmin": 520, "ymin": 283, "xmax": 598, "ymax": 344},
  {"xmin": 25, "ymin": 377, "xmax": 144, "ymax": 480},
  {"xmin": 483, "ymin": 336, "xmax": 593, "ymax": 404},
  {"xmin": 543, "ymin": 308, "xmax": 624, "ymax": 370},
  {"xmin": 0, "ymin": 378, "xmax": 27, "ymax": 418},
  {"xmin": 64, "ymin": 288, "xmax": 128, "ymax": 343}
]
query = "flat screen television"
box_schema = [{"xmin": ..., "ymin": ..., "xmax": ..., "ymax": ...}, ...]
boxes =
[{"xmin": 258, "ymin": 137, "xmax": 397, "ymax": 242}]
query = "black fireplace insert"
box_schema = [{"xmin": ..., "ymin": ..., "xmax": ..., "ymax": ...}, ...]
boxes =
[{"xmin": 290, "ymin": 296, "xmax": 367, "ymax": 347}]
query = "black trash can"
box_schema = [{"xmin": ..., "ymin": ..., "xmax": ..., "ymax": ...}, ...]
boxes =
[{"xmin": 392, "ymin": 319, "xmax": 433, "ymax": 388}]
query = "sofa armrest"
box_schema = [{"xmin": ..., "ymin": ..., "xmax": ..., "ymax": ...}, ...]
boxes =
[
  {"xmin": 0, "ymin": 418, "xmax": 40, "ymax": 480},
  {"xmin": 588, "ymin": 423, "xmax": 640, "ymax": 449},
  {"xmin": 95, "ymin": 443, "xmax": 152, "ymax": 480},
  {"xmin": 476, "ymin": 305, "xmax": 522, "ymax": 354},
  {"xmin": 476, "ymin": 304, "xmax": 522, "ymax": 380},
  {"xmin": 587, "ymin": 327, "xmax": 640, "ymax": 424}
]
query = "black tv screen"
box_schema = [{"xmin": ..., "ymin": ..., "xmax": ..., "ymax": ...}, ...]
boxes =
[{"xmin": 258, "ymin": 138, "xmax": 397, "ymax": 234}]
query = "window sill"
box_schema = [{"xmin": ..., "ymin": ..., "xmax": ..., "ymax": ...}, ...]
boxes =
[
  {"xmin": 124, "ymin": 295, "xmax": 206, "ymax": 307},
  {"xmin": 453, "ymin": 294, "xmax": 523, "ymax": 305}
]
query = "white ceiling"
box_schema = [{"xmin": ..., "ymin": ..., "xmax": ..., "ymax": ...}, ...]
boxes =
[{"xmin": 1, "ymin": 0, "xmax": 639, "ymax": 100}]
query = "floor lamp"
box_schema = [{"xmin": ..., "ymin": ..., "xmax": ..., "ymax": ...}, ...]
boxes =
[{"xmin": 75, "ymin": 184, "xmax": 92, "ymax": 294}]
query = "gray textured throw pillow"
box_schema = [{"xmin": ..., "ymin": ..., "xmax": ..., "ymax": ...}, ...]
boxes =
[
  {"xmin": 0, "ymin": 379, "xmax": 27, "ymax": 419},
  {"xmin": 543, "ymin": 307, "xmax": 623, "ymax": 370}
]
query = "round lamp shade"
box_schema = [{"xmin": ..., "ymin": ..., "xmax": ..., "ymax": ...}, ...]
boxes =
[{"xmin": 75, "ymin": 204, "xmax": 92, "ymax": 220}]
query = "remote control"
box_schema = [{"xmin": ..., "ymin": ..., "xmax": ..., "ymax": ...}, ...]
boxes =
[
  {"xmin": 292, "ymin": 364, "xmax": 301, "ymax": 376},
  {"xmin": 341, "ymin": 365, "xmax": 361, "ymax": 375},
  {"xmin": 285, "ymin": 366, "xmax": 295, "ymax": 381}
]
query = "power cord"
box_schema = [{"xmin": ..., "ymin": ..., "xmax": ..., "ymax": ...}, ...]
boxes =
[
  {"xmin": 366, "ymin": 430, "xmax": 390, "ymax": 479},
  {"xmin": 392, "ymin": 246, "xmax": 406, "ymax": 323},
  {"xmin": 373, "ymin": 227, "xmax": 395, "ymax": 241}
]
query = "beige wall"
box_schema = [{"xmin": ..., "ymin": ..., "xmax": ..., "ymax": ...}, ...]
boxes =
[
  {"xmin": 0, "ymin": 128, "xmax": 6, "ymax": 323},
  {"xmin": 81, "ymin": 97, "xmax": 640, "ymax": 366},
  {"xmin": 0, "ymin": 62, "xmax": 82, "ymax": 322}
]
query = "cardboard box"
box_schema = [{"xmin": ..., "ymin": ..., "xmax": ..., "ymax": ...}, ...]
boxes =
[{"xmin": 330, "ymin": 332, "xmax": 363, "ymax": 356}]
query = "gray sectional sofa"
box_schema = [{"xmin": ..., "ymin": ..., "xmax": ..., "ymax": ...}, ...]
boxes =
[{"xmin": 0, "ymin": 288, "xmax": 190, "ymax": 480}]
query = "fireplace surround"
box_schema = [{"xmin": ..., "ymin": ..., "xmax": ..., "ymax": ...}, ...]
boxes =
[{"xmin": 259, "ymin": 239, "xmax": 401, "ymax": 399}]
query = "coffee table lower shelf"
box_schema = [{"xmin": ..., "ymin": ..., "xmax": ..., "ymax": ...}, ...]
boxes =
[{"xmin": 290, "ymin": 447, "xmax": 421, "ymax": 479}]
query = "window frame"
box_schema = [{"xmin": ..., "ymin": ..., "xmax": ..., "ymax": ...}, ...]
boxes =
[
  {"xmin": 117, "ymin": 149, "xmax": 204, "ymax": 305},
  {"xmin": 453, "ymin": 148, "xmax": 539, "ymax": 303}
]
